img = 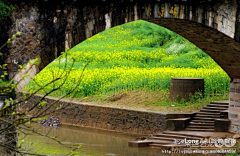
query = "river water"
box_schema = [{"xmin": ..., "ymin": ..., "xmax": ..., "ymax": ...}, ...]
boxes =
[{"xmin": 21, "ymin": 124, "xmax": 163, "ymax": 156}]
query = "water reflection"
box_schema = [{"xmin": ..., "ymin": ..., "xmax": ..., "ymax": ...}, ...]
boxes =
[{"xmin": 21, "ymin": 124, "xmax": 163, "ymax": 156}]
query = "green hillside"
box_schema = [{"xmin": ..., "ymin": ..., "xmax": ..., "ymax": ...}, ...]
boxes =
[{"xmin": 24, "ymin": 20, "xmax": 229, "ymax": 105}]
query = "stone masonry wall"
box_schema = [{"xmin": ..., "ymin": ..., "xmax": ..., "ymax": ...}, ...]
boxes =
[
  {"xmin": 146, "ymin": 1, "xmax": 237, "ymax": 38},
  {"xmin": 8, "ymin": 2, "xmax": 42, "ymax": 75},
  {"xmin": 229, "ymin": 78, "xmax": 240, "ymax": 134},
  {"xmin": 18, "ymin": 93, "xmax": 167, "ymax": 135}
]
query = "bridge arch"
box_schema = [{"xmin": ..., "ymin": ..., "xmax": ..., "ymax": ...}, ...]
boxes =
[
  {"xmin": 7, "ymin": 1, "xmax": 240, "ymax": 80},
  {"xmin": 147, "ymin": 18, "xmax": 240, "ymax": 79},
  {"xmin": 3, "ymin": 0, "xmax": 240, "ymax": 133}
]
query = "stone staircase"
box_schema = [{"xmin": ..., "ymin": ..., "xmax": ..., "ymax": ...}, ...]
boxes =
[
  {"xmin": 129, "ymin": 100, "xmax": 234, "ymax": 153},
  {"xmin": 129, "ymin": 130, "xmax": 237, "ymax": 152},
  {"xmin": 129, "ymin": 130, "xmax": 236, "ymax": 151},
  {"xmin": 148, "ymin": 131, "xmax": 205, "ymax": 149},
  {"xmin": 129, "ymin": 131, "xmax": 206, "ymax": 149},
  {"xmin": 185, "ymin": 100, "xmax": 229, "ymax": 132}
]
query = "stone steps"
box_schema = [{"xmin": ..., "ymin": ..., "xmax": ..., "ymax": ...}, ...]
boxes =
[
  {"xmin": 129, "ymin": 100, "xmax": 230, "ymax": 150},
  {"xmin": 187, "ymin": 125, "xmax": 214, "ymax": 129},
  {"xmin": 185, "ymin": 128, "xmax": 214, "ymax": 132},
  {"xmin": 192, "ymin": 117, "xmax": 219, "ymax": 120},
  {"xmin": 128, "ymin": 139, "xmax": 172, "ymax": 147},
  {"xmin": 188, "ymin": 122, "xmax": 214, "ymax": 126},
  {"xmin": 195, "ymin": 114, "xmax": 220, "ymax": 118},
  {"xmin": 202, "ymin": 106, "xmax": 228, "ymax": 110},
  {"xmin": 185, "ymin": 100, "xmax": 229, "ymax": 132},
  {"xmin": 149, "ymin": 131, "xmax": 207, "ymax": 149},
  {"xmin": 149, "ymin": 131, "xmax": 208, "ymax": 150},
  {"xmin": 189, "ymin": 116, "xmax": 219, "ymax": 132},
  {"xmin": 220, "ymin": 110, "xmax": 229, "ymax": 119},
  {"xmin": 129, "ymin": 130, "xmax": 208, "ymax": 148},
  {"xmin": 190, "ymin": 120, "xmax": 214, "ymax": 123},
  {"xmin": 200, "ymin": 109, "xmax": 222, "ymax": 113},
  {"xmin": 148, "ymin": 136, "xmax": 175, "ymax": 141},
  {"xmin": 196, "ymin": 112, "xmax": 220, "ymax": 115},
  {"xmin": 153, "ymin": 133, "xmax": 203, "ymax": 140},
  {"xmin": 162, "ymin": 131, "xmax": 205, "ymax": 138},
  {"xmin": 207, "ymin": 104, "xmax": 228, "ymax": 108}
]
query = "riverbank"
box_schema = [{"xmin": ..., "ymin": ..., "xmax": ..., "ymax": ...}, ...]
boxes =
[
  {"xmin": 67, "ymin": 90, "xmax": 228, "ymax": 113},
  {"xmin": 18, "ymin": 91, "xmax": 195, "ymax": 135}
]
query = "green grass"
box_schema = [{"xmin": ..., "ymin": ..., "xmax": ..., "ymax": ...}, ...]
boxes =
[{"xmin": 24, "ymin": 20, "xmax": 230, "ymax": 104}]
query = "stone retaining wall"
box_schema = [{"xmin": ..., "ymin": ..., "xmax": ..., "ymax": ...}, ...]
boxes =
[
  {"xmin": 18, "ymin": 93, "xmax": 167, "ymax": 135},
  {"xmin": 229, "ymin": 78, "xmax": 240, "ymax": 133}
]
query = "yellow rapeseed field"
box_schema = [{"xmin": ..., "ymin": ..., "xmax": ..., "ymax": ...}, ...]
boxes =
[{"xmin": 25, "ymin": 20, "xmax": 230, "ymax": 99}]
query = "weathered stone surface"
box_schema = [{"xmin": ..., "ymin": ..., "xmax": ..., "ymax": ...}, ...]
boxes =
[
  {"xmin": 18, "ymin": 92, "xmax": 167, "ymax": 135},
  {"xmin": 230, "ymin": 124, "xmax": 240, "ymax": 133}
]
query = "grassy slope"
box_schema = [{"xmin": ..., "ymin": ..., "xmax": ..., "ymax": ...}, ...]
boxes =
[
  {"xmin": 58, "ymin": 20, "xmax": 218, "ymax": 70},
  {"xmin": 24, "ymin": 20, "xmax": 229, "ymax": 112}
]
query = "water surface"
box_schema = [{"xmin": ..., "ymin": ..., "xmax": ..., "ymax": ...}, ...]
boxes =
[{"xmin": 21, "ymin": 124, "xmax": 162, "ymax": 156}]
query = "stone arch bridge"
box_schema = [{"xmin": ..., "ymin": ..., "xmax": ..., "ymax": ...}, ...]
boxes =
[{"xmin": 1, "ymin": 0, "xmax": 240, "ymax": 133}]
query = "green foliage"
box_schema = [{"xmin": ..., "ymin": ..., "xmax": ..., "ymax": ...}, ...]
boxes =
[
  {"xmin": 24, "ymin": 20, "xmax": 230, "ymax": 99},
  {"xmin": 0, "ymin": 0, "xmax": 14, "ymax": 21},
  {"xmin": 39, "ymin": 101, "xmax": 47, "ymax": 108}
]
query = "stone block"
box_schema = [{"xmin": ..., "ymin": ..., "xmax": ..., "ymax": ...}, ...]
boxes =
[
  {"xmin": 229, "ymin": 113, "xmax": 238, "ymax": 119},
  {"xmin": 209, "ymin": 11, "xmax": 215, "ymax": 18},
  {"xmin": 218, "ymin": 22, "xmax": 222, "ymax": 31},
  {"xmin": 218, "ymin": 15, "xmax": 223, "ymax": 22},
  {"xmin": 229, "ymin": 107, "xmax": 240, "ymax": 114},
  {"xmin": 213, "ymin": 23, "xmax": 218, "ymax": 29},
  {"xmin": 230, "ymin": 125, "xmax": 240, "ymax": 133},
  {"xmin": 230, "ymin": 93, "xmax": 240, "ymax": 101},
  {"xmin": 231, "ymin": 118, "xmax": 240, "ymax": 125},
  {"xmin": 214, "ymin": 119, "xmax": 230, "ymax": 132},
  {"xmin": 166, "ymin": 118, "xmax": 190, "ymax": 131},
  {"xmin": 209, "ymin": 17, "xmax": 213, "ymax": 27},
  {"xmin": 228, "ymin": 21, "xmax": 234, "ymax": 28}
]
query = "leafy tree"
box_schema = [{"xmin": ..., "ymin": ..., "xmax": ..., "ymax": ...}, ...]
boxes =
[{"xmin": 0, "ymin": 0, "xmax": 14, "ymax": 21}]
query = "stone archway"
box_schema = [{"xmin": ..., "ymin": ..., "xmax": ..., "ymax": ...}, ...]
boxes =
[{"xmin": 5, "ymin": 0, "xmax": 240, "ymax": 133}]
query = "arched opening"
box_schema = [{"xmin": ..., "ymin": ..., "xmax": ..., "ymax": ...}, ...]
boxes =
[{"xmin": 25, "ymin": 19, "xmax": 230, "ymax": 113}]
